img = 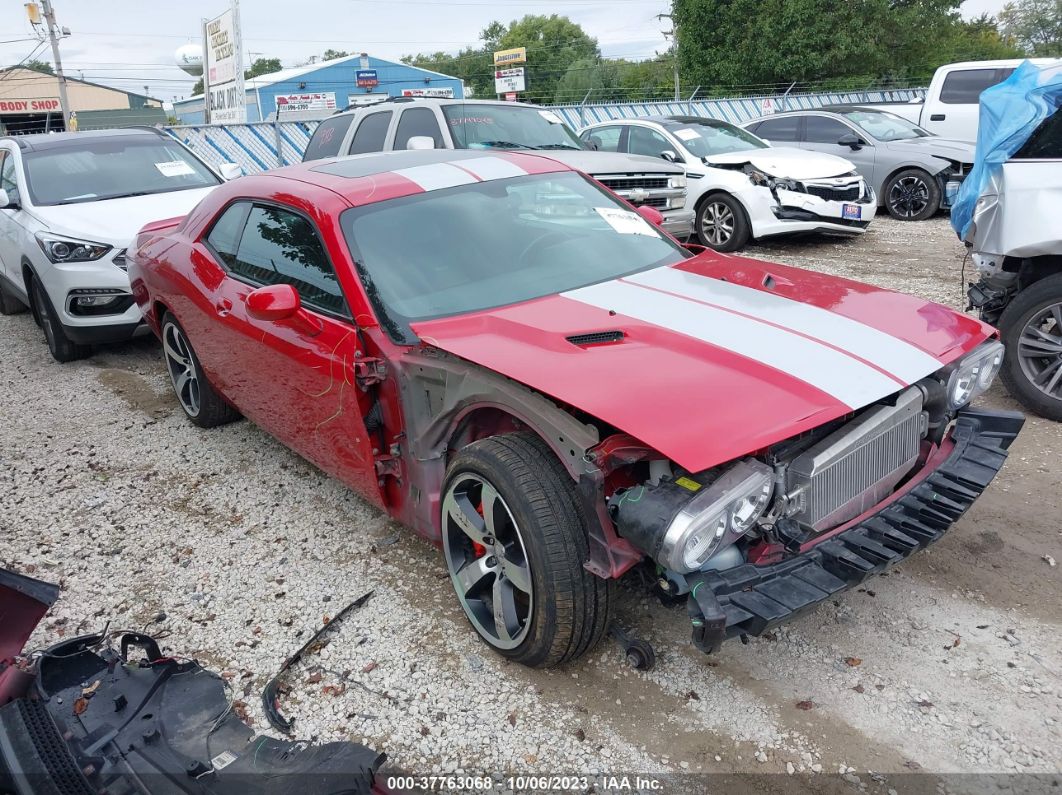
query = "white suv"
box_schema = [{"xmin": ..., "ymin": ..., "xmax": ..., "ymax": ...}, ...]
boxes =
[
  {"xmin": 579, "ymin": 116, "xmax": 876, "ymax": 251},
  {"xmin": 0, "ymin": 128, "xmax": 240, "ymax": 362}
]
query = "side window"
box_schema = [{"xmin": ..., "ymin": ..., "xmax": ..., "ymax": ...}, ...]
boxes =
[
  {"xmin": 205, "ymin": 202, "xmax": 250, "ymax": 269},
  {"xmin": 582, "ymin": 126, "xmax": 622, "ymax": 152},
  {"xmin": 805, "ymin": 116, "xmax": 855, "ymax": 144},
  {"xmin": 0, "ymin": 152, "xmax": 14, "ymax": 195},
  {"xmin": 753, "ymin": 116, "xmax": 800, "ymax": 142},
  {"xmin": 1013, "ymin": 112, "xmax": 1062, "ymax": 159},
  {"xmin": 394, "ymin": 108, "xmax": 443, "ymax": 149},
  {"xmin": 939, "ymin": 69, "xmax": 1005, "ymax": 104},
  {"xmin": 302, "ymin": 115, "xmax": 355, "ymax": 161},
  {"xmin": 627, "ymin": 126, "xmax": 673, "ymax": 158},
  {"xmin": 233, "ymin": 204, "xmax": 348, "ymax": 315},
  {"xmin": 348, "ymin": 111, "xmax": 393, "ymax": 155}
]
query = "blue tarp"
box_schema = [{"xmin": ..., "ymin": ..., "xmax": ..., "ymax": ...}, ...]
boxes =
[{"xmin": 952, "ymin": 60, "xmax": 1062, "ymax": 240}]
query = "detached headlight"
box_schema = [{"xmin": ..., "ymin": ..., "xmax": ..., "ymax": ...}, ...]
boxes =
[
  {"xmin": 946, "ymin": 340, "xmax": 1005, "ymax": 409},
  {"xmin": 35, "ymin": 233, "xmax": 111, "ymax": 264},
  {"xmin": 669, "ymin": 174, "xmax": 687, "ymax": 189},
  {"xmin": 658, "ymin": 460, "xmax": 774, "ymax": 573}
]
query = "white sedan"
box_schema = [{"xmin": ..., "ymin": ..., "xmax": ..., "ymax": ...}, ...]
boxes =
[{"xmin": 579, "ymin": 115, "xmax": 877, "ymax": 251}]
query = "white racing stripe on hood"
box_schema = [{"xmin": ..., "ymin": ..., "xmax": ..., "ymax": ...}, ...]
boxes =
[
  {"xmin": 563, "ymin": 279, "xmax": 902, "ymax": 409},
  {"xmin": 625, "ymin": 267, "xmax": 941, "ymax": 384},
  {"xmin": 392, "ymin": 163, "xmax": 478, "ymax": 191},
  {"xmin": 455, "ymin": 156, "xmax": 528, "ymax": 181}
]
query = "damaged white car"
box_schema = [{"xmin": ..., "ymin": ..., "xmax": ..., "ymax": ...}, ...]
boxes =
[
  {"xmin": 956, "ymin": 61, "xmax": 1062, "ymax": 421},
  {"xmin": 579, "ymin": 115, "xmax": 876, "ymax": 251}
]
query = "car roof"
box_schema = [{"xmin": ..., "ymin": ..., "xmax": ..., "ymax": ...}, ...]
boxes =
[
  {"xmin": 585, "ymin": 115, "xmax": 735, "ymax": 128},
  {"xmin": 261, "ymin": 149, "xmax": 573, "ymax": 206},
  {"xmin": 1, "ymin": 127, "xmax": 166, "ymax": 152},
  {"xmin": 332, "ymin": 97, "xmax": 540, "ymax": 116}
]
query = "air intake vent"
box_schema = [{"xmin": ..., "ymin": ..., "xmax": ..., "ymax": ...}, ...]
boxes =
[{"xmin": 566, "ymin": 330, "xmax": 625, "ymax": 346}]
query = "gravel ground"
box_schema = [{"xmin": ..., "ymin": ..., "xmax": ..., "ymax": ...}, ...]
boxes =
[{"xmin": 2, "ymin": 216, "xmax": 1060, "ymax": 793}]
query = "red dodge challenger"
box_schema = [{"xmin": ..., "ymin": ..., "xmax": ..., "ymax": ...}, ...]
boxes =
[{"xmin": 129, "ymin": 150, "xmax": 1023, "ymax": 668}]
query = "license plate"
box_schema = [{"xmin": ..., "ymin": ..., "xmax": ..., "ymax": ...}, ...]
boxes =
[{"xmin": 842, "ymin": 204, "xmax": 862, "ymax": 220}]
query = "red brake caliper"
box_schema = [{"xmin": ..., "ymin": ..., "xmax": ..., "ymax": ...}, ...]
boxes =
[{"xmin": 472, "ymin": 501, "xmax": 487, "ymax": 558}]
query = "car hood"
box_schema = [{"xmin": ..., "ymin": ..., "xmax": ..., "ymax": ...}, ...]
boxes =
[
  {"xmin": 884, "ymin": 137, "xmax": 976, "ymax": 162},
  {"xmin": 412, "ymin": 254, "xmax": 992, "ymax": 472},
  {"xmin": 542, "ymin": 150, "xmax": 685, "ymax": 176},
  {"xmin": 703, "ymin": 147, "xmax": 854, "ymax": 180},
  {"xmin": 29, "ymin": 187, "xmax": 216, "ymax": 246},
  {"xmin": 0, "ymin": 568, "xmax": 58, "ymax": 665}
]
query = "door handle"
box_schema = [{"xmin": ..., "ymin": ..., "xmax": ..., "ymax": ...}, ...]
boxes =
[
  {"xmin": 929, "ymin": 114, "xmax": 945, "ymax": 121},
  {"xmin": 215, "ymin": 298, "xmax": 232, "ymax": 317}
]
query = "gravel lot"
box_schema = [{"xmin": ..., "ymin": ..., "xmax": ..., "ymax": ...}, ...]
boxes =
[{"xmin": 2, "ymin": 216, "xmax": 1060, "ymax": 792}]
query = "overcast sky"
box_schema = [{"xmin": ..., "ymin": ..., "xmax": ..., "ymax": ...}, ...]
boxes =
[{"xmin": 0, "ymin": 0, "xmax": 1010, "ymax": 104}]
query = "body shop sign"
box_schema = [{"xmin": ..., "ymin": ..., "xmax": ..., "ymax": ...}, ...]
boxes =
[
  {"xmin": 276, "ymin": 92, "xmax": 337, "ymax": 114},
  {"xmin": 205, "ymin": 5, "xmax": 245, "ymax": 123},
  {"xmin": 0, "ymin": 98, "xmax": 60, "ymax": 114}
]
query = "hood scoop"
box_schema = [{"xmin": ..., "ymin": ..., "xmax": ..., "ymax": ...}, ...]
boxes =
[{"xmin": 566, "ymin": 330, "xmax": 625, "ymax": 347}]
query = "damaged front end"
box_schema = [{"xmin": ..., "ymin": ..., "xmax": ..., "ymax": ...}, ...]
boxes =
[
  {"xmin": 605, "ymin": 361, "xmax": 1023, "ymax": 654},
  {"xmin": 0, "ymin": 570, "xmax": 387, "ymax": 795}
]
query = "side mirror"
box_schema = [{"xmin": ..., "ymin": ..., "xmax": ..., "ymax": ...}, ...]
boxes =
[
  {"xmin": 635, "ymin": 205, "xmax": 664, "ymax": 227},
  {"xmin": 0, "ymin": 188, "xmax": 18, "ymax": 210},
  {"xmin": 247, "ymin": 283, "xmax": 300, "ymax": 322},
  {"xmin": 218, "ymin": 162, "xmax": 243, "ymax": 181},
  {"xmin": 837, "ymin": 133, "xmax": 863, "ymax": 150},
  {"xmin": 660, "ymin": 150, "xmax": 679, "ymax": 163},
  {"xmin": 406, "ymin": 136, "xmax": 436, "ymax": 151}
]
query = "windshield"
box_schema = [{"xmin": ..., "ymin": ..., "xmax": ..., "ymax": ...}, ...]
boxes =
[
  {"xmin": 341, "ymin": 171, "xmax": 687, "ymax": 342},
  {"xmin": 443, "ymin": 104, "xmax": 584, "ymax": 151},
  {"xmin": 23, "ymin": 137, "xmax": 220, "ymax": 206},
  {"xmin": 669, "ymin": 120, "xmax": 768, "ymax": 157},
  {"xmin": 837, "ymin": 110, "xmax": 930, "ymax": 141}
]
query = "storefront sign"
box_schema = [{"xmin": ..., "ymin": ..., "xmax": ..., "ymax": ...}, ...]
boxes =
[
  {"xmin": 0, "ymin": 98, "xmax": 61, "ymax": 114},
  {"xmin": 494, "ymin": 67, "xmax": 526, "ymax": 94},
  {"xmin": 401, "ymin": 87, "xmax": 455, "ymax": 98},
  {"xmin": 276, "ymin": 92, "xmax": 337, "ymax": 114},
  {"xmin": 493, "ymin": 47, "xmax": 527, "ymax": 66},
  {"xmin": 356, "ymin": 69, "xmax": 379, "ymax": 88},
  {"xmin": 205, "ymin": 5, "xmax": 245, "ymax": 123}
]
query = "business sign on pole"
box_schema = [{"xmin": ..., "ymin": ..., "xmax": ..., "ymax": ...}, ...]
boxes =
[
  {"xmin": 356, "ymin": 69, "xmax": 378, "ymax": 88},
  {"xmin": 276, "ymin": 92, "xmax": 337, "ymax": 114},
  {"xmin": 494, "ymin": 67, "xmax": 526, "ymax": 94},
  {"xmin": 760, "ymin": 97, "xmax": 775, "ymax": 116},
  {"xmin": 504, "ymin": 92, "xmax": 517, "ymax": 102},
  {"xmin": 493, "ymin": 47, "xmax": 526, "ymax": 67},
  {"xmin": 401, "ymin": 87, "xmax": 455, "ymax": 98},
  {"xmin": 205, "ymin": 3, "xmax": 245, "ymax": 123}
]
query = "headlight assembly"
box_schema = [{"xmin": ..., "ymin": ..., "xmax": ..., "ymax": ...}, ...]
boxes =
[
  {"xmin": 657, "ymin": 460, "xmax": 774, "ymax": 573},
  {"xmin": 946, "ymin": 340, "xmax": 1005, "ymax": 409},
  {"xmin": 669, "ymin": 174, "xmax": 687, "ymax": 189},
  {"xmin": 746, "ymin": 167, "xmax": 799, "ymax": 193},
  {"xmin": 35, "ymin": 233, "xmax": 112, "ymax": 264}
]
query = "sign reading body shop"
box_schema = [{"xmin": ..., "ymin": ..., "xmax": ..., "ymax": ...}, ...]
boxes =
[
  {"xmin": 0, "ymin": 98, "xmax": 60, "ymax": 114},
  {"xmin": 205, "ymin": 5, "xmax": 245, "ymax": 123}
]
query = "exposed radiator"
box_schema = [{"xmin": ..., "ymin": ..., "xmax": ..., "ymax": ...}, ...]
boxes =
[{"xmin": 787, "ymin": 388, "xmax": 925, "ymax": 531}]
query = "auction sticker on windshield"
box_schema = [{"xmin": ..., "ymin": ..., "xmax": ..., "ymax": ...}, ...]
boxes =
[
  {"xmin": 675, "ymin": 128, "xmax": 699, "ymax": 141},
  {"xmin": 842, "ymin": 204, "xmax": 862, "ymax": 220},
  {"xmin": 595, "ymin": 206, "xmax": 656, "ymax": 236},
  {"xmin": 155, "ymin": 160, "xmax": 196, "ymax": 177}
]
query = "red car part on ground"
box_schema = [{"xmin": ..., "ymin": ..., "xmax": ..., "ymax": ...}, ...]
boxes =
[{"xmin": 129, "ymin": 149, "xmax": 1023, "ymax": 667}]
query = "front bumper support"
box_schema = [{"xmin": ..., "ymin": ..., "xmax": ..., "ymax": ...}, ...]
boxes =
[{"xmin": 687, "ymin": 407, "xmax": 1024, "ymax": 654}]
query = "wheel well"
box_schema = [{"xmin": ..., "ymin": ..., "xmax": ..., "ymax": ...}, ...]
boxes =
[
  {"xmin": 1017, "ymin": 255, "xmax": 1062, "ymax": 290},
  {"xmin": 20, "ymin": 259, "xmax": 39, "ymax": 322},
  {"xmin": 447, "ymin": 407, "xmax": 527, "ymax": 459},
  {"xmin": 882, "ymin": 164, "xmax": 936, "ymax": 191},
  {"xmin": 153, "ymin": 298, "xmax": 171, "ymax": 323}
]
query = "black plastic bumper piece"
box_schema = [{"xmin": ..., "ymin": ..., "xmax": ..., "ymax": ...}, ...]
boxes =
[
  {"xmin": 62, "ymin": 320, "xmax": 144, "ymax": 345},
  {"xmin": 687, "ymin": 407, "xmax": 1024, "ymax": 654}
]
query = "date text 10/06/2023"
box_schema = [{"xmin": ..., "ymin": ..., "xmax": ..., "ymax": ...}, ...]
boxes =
[{"xmin": 385, "ymin": 775, "xmax": 664, "ymax": 791}]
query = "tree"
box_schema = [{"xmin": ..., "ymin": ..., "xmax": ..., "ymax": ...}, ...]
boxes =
[
  {"xmin": 999, "ymin": 0, "xmax": 1062, "ymax": 55},
  {"xmin": 25, "ymin": 59, "xmax": 53, "ymax": 75},
  {"xmin": 322, "ymin": 49, "xmax": 350, "ymax": 61},
  {"xmin": 193, "ymin": 56, "xmax": 281, "ymax": 95},
  {"xmin": 403, "ymin": 15, "xmax": 598, "ymax": 102}
]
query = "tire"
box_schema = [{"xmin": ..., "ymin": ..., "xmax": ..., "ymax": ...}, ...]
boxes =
[
  {"xmin": 160, "ymin": 311, "xmax": 241, "ymax": 428},
  {"xmin": 998, "ymin": 273, "xmax": 1062, "ymax": 421},
  {"xmin": 695, "ymin": 192, "xmax": 750, "ymax": 252},
  {"xmin": 30, "ymin": 276, "xmax": 91, "ymax": 363},
  {"xmin": 0, "ymin": 279, "xmax": 26, "ymax": 315},
  {"xmin": 440, "ymin": 432, "xmax": 611, "ymax": 668},
  {"xmin": 883, "ymin": 168, "xmax": 940, "ymax": 221}
]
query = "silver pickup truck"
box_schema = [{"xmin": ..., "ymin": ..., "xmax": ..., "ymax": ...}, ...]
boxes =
[{"xmin": 301, "ymin": 98, "xmax": 694, "ymax": 239}]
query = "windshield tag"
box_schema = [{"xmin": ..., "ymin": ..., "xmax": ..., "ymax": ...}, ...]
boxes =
[
  {"xmin": 595, "ymin": 206, "xmax": 655, "ymax": 236},
  {"xmin": 675, "ymin": 128, "xmax": 699, "ymax": 141},
  {"xmin": 155, "ymin": 160, "xmax": 196, "ymax": 177},
  {"xmin": 538, "ymin": 110, "xmax": 564, "ymax": 125}
]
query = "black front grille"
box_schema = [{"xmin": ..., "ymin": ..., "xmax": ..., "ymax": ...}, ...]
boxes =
[
  {"xmin": 566, "ymin": 330, "xmax": 624, "ymax": 346},
  {"xmin": 804, "ymin": 184, "xmax": 860, "ymax": 201},
  {"xmin": 640, "ymin": 197, "xmax": 669, "ymax": 208},
  {"xmin": 597, "ymin": 177, "xmax": 670, "ymax": 191}
]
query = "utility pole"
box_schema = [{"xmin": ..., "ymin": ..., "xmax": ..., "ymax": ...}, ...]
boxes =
[
  {"xmin": 656, "ymin": 11, "xmax": 680, "ymax": 101},
  {"xmin": 39, "ymin": 1, "xmax": 72, "ymax": 129}
]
